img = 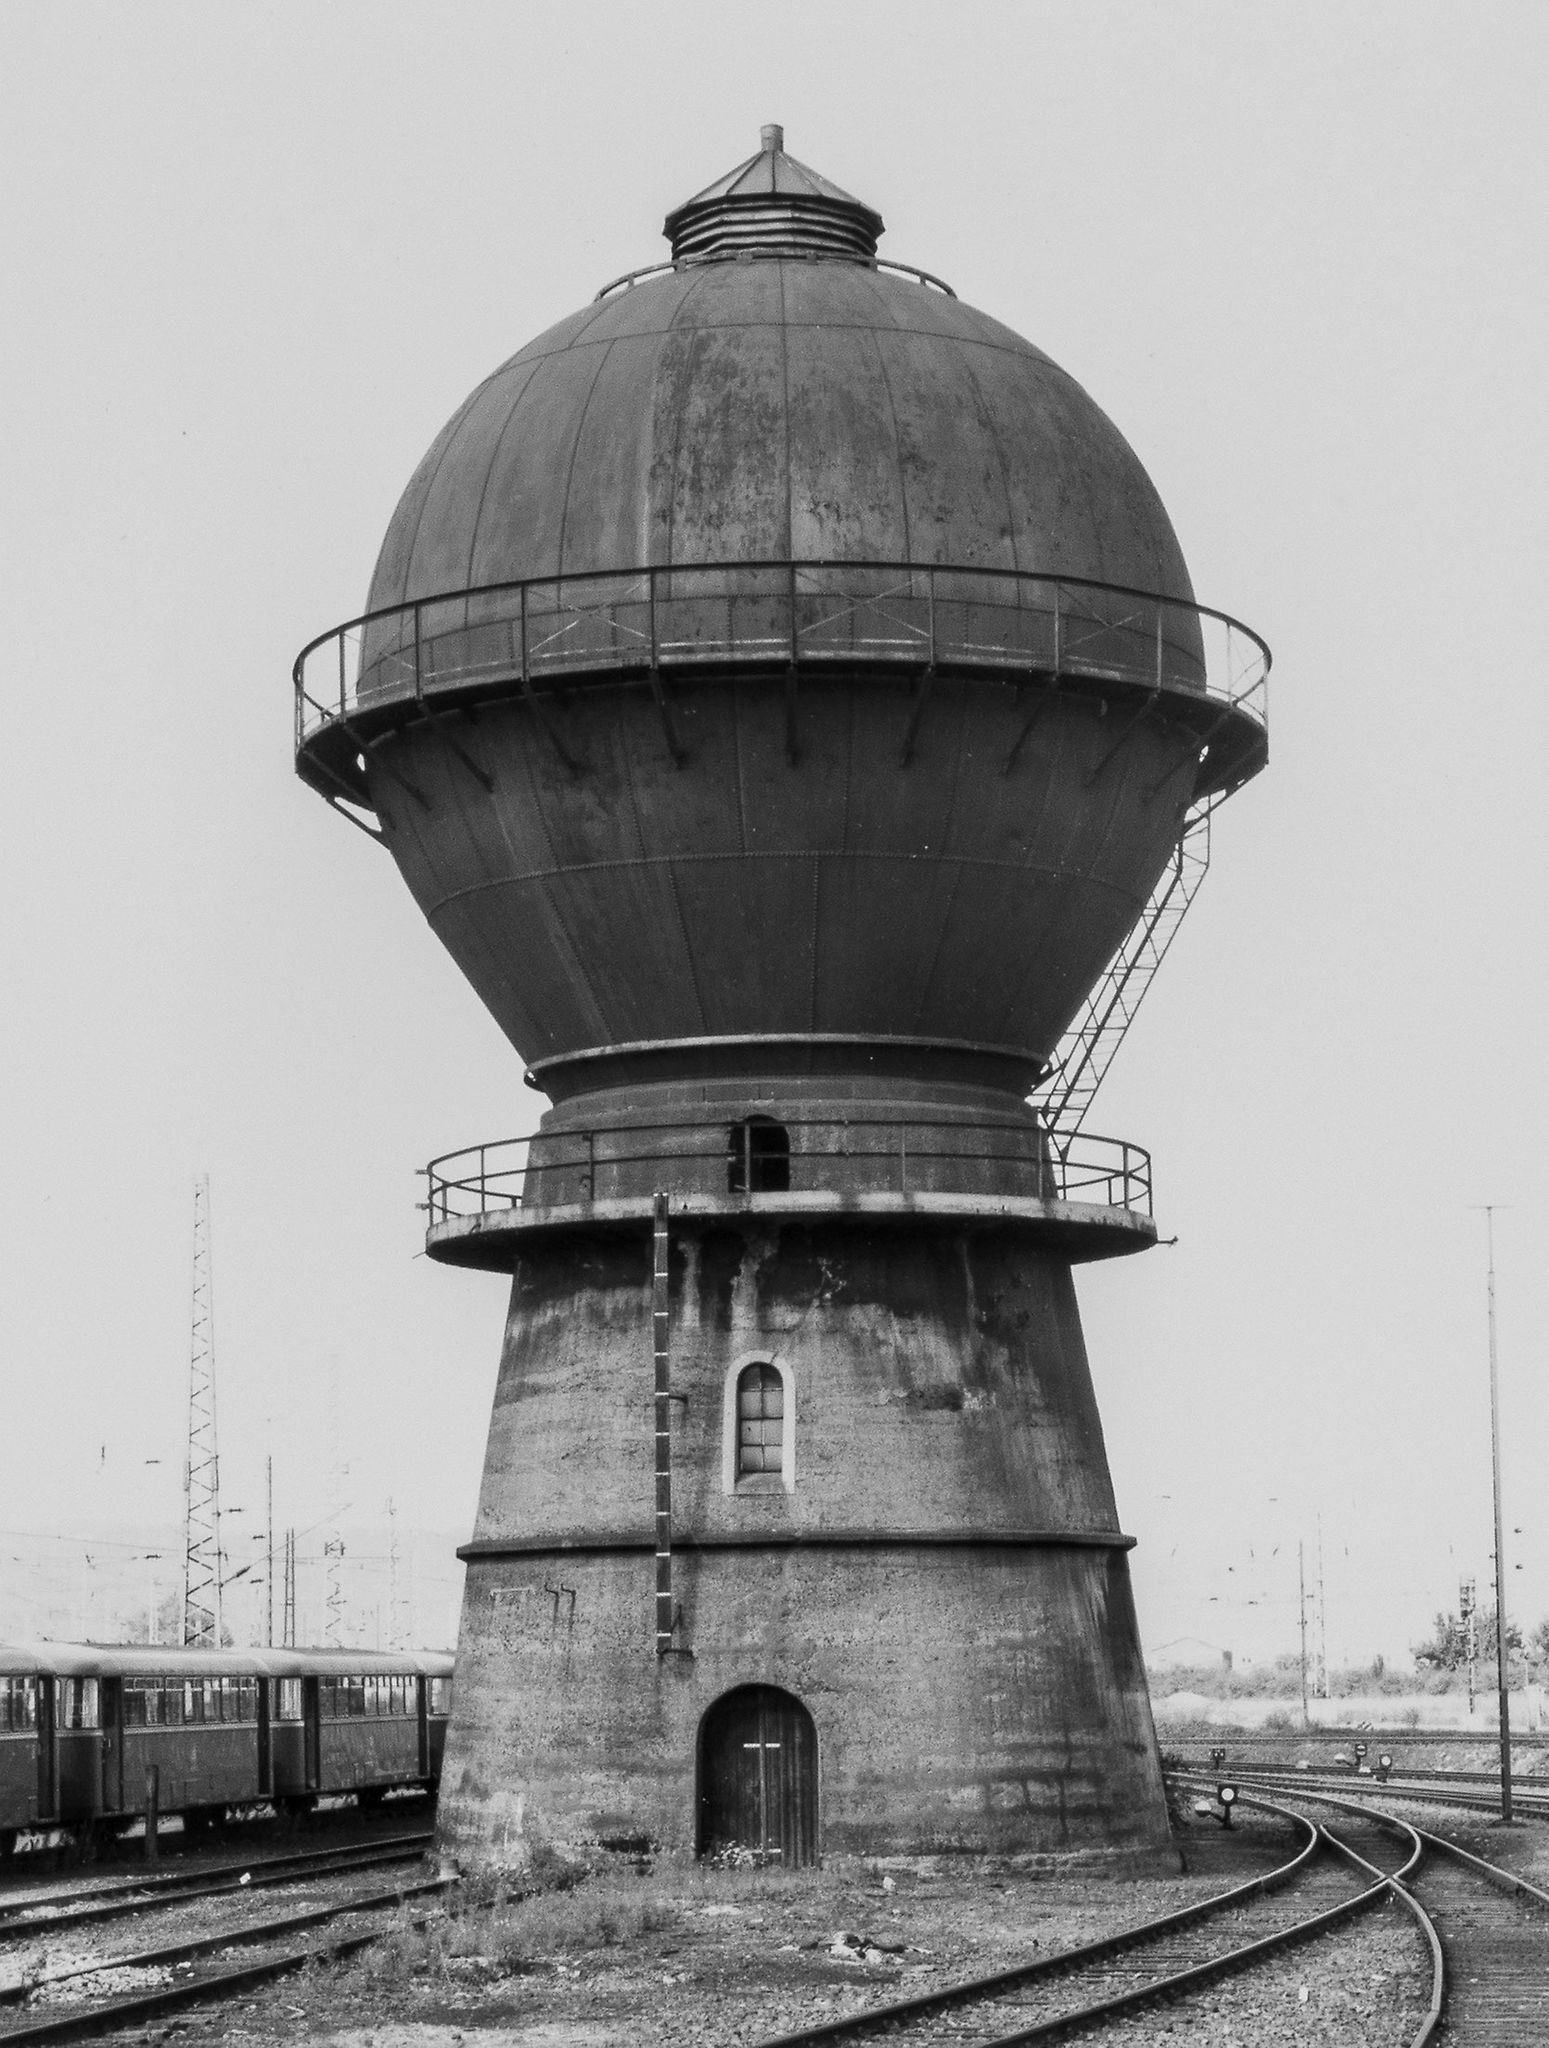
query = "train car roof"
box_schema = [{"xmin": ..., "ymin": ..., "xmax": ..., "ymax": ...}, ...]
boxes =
[{"xmin": 0, "ymin": 1642, "xmax": 454, "ymax": 1679}]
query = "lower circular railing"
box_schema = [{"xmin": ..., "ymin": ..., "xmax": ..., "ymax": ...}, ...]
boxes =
[{"xmin": 421, "ymin": 1118, "xmax": 1152, "ymax": 1228}]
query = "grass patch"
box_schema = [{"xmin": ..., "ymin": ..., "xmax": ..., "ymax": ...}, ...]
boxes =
[{"xmin": 352, "ymin": 1856, "xmax": 834, "ymax": 1993}]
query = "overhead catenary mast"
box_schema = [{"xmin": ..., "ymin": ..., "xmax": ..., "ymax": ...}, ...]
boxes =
[{"xmin": 182, "ymin": 1176, "xmax": 222, "ymax": 1648}]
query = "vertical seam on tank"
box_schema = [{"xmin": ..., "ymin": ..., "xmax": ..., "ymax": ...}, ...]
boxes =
[
  {"xmin": 988, "ymin": 705, "xmax": 1073, "ymax": 1042},
  {"xmin": 618, "ymin": 688, "xmax": 709, "ymax": 1034},
  {"xmin": 852, "ymin": 270, "xmax": 914, "ymax": 563},
  {"xmin": 948, "ymin": 339, "xmax": 1020, "ymax": 572},
  {"xmin": 808, "ymin": 854, "xmax": 821, "ymax": 1031},
  {"xmin": 391, "ymin": 374, "xmax": 502, "ymax": 603},
  {"xmin": 458, "ymin": 359, "xmax": 546, "ymax": 588},
  {"xmin": 554, "ymin": 340, "xmax": 619, "ymax": 575},
  {"xmin": 658, "ymin": 266, "xmax": 716, "ymax": 566},
  {"xmin": 910, "ymin": 859, "xmax": 967, "ymax": 1032},
  {"xmin": 777, "ymin": 262, "xmax": 794, "ymax": 558}
]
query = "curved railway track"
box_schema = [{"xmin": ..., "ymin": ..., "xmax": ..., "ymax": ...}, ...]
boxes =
[
  {"xmin": 1233, "ymin": 1781, "xmax": 1549, "ymax": 2044},
  {"xmin": 742, "ymin": 1783, "xmax": 1547, "ymax": 2046}
]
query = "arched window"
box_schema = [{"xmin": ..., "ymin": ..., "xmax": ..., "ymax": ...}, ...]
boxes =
[
  {"xmin": 722, "ymin": 1355, "xmax": 796, "ymax": 1494},
  {"xmin": 736, "ymin": 1362, "xmax": 784, "ymax": 1479},
  {"xmin": 727, "ymin": 1115, "xmax": 790, "ymax": 1193}
]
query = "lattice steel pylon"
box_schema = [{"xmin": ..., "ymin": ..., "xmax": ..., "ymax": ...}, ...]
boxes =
[
  {"xmin": 182, "ymin": 1175, "xmax": 223, "ymax": 1648},
  {"xmin": 1040, "ymin": 797, "xmax": 1217, "ymax": 1141}
]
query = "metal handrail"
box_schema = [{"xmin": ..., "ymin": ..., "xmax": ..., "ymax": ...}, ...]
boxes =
[
  {"xmin": 294, "ymin": 560, "xmax": 1270, "ymax": 756},
  {"xmin": 419, "ymin": 1118, "xmax": 1152, "ymax": 1229}
]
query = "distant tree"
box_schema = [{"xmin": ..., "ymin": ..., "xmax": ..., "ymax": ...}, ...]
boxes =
[{"xmin": 1413, "ymin": 1607, "xmax": 1522, "ymax": 1672}]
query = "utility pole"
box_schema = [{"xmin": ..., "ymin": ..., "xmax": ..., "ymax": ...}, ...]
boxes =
[
  {"xmin": 1477, "ymin": 1205, "xmax": 1513, "ymax": 1822},
  {"xmin": 265, "ymin": 1454, "xmax": 275, "ymax": 1648},
  {"xmin": 182, "ymin": 1177, "xmax": 222, "ymax": 1648},
  {"xmin": 1298, "ymin": 1541, "xmax": 1310, "ymax": 1728},
  {"xmin": 386, "ymin": 1497, "xmax": 402, "ymax": 1651},
  {"xmin": 1315, "ymin": 1513, "xmax": 1328, "ymax": 1699},
  {"xmin": 282, "ymin": 1527, "xmax": 296, "ymax": 1648}
]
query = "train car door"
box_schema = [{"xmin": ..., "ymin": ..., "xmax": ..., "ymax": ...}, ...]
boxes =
[
  {"xmin": 697, "ymin": 1686, "xmax": 817, "ymax": 1867},
  {"xmin": 256, "ymin": 1679, "xmax": 273, "ymax": 1798},
  {"xmin": 302, "ymin": 1677, "xmax": 320, "ymax": 1791},
  {"xmin": 415, "ymin": 1677, "xmax": 430, "ymax": 1780},
  {"xmin": 36, "ymin": 1678, "xmax": 57, "ymax": 1822},
  {"xmin": 99, "ymin": 1678, "xmax": 124, "ymax": 1814}
]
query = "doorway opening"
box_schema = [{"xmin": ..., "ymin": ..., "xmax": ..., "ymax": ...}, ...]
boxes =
[{"xmin": 697, "ymin": 1685, "xmax": 817, "ymax": 1865}]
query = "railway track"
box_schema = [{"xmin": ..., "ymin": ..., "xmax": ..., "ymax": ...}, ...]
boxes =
[
  {"xmin": 1207, "ymin": 1766, "xmax": 1549, "ymax": 1821},
  {"xmin": 742, "ymin": 1783, "xmax": 1548, "ymax": 2045},
  {"xmin": 0, "ymin": 1835, "xmax": 453, "ymax": 2044},
  {"xmin": 1238, "ymin": 1782, "xmax": 1549, "ymax": 2044},
  {"xmin": 746, "ymin": 1793, "xmax": 1404, "ymax": 2046},
  {"xmin": 0, "ymin": 1831, "xmax": 435, "ymax": 1939}
]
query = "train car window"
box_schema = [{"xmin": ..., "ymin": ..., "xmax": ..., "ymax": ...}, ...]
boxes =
[
  {"xmin": 430, "ymin": 1677, "xmax": 452, "ymax": 1715},
  {"xmin": 364, "ymin": 1676, "xmax": 379, "ymax": 1716},
  {"xmin": 202, "ymin": 1678, "xmax": 219, "ymax": 1723},
  {"xmin": 59, "ymin": 1678, "xmax": 100, "ymax": 1730},
  {"xmin": 183, "ymin": 1681, "xmax": 202, "ymax": 1725},
  {"xmin": 236, "ymin": 1677, "xmax": 257, "ymax": 1721},
  {"xmin": 162, "ymin": 1681, "xmax": 182, "ymax": 1727},
  {"xmin": 123, "ymin": 1680, "xmax": 146, "ymax": 1726},
  {"xmin": 347, "ymin": 1677, "xmax": 366, "ymax": 1718},
  {"xmin": 391, "ymin": 1677, "xmax": 408, "ymax": 1716},
  {"xmin": 276, "ymin": 1678, "xmax": 303, "ymax": 1721},
  {"xmin": 0, "ymin": 1678, "xmax": 34, "ymax": 1730}
]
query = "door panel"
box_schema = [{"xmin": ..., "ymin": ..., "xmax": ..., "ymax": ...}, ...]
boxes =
[{"xmin": 698, "ymin": 1686, "xmax": 817, "ymax": 1867}]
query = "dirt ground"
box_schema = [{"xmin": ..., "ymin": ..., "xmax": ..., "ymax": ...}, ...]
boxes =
[{"xmin": 131, "ymin": 1808, "xmax": 1434, "ymax": 2048}]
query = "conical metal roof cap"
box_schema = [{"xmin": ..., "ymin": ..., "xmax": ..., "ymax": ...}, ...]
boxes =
[{"xmin": 664, "ymin": 124, "xmax": 884, "ymax": 264}]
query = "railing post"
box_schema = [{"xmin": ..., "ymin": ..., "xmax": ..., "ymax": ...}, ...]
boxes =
[
  {"xmin": 586, "ymin": 1128, "xmax": 596, "ymax": 1202},
  {"xmin": 899, "ymin": 1124, "xmax": 908, "ymax": 1194},
  {"xmin": 788, "ymin": 559, "xmax": 798, "ymax": 667},
  {"xmin": 519, "ymin": 581, "xmax": 528, "ymax": 684},
  {"xmin": 413, "ymin": 601, "xmax": 423, "ymax": 701},
  {"xmin": 648, "ymin": 565, "xmax": 658, "ymax": 672},
  {"xmin": 1155, "ymin": 603, "xmax": 1164, "ymax": 690},
  {"xmin": 1052, "ymin": 583, "xmax": 1062, "ymax": 679},
  {"xmin": 927, "ymin": 568, "xmax": 936, "ymax": 672},
  {"xmin": 337, "ymin": 631, "xmax": 346, "ymax": 719}
]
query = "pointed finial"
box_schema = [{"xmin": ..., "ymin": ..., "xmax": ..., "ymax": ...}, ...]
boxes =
[{"xmin": 760, "ymin": 124, "xmax": 784, "ymax": 154}]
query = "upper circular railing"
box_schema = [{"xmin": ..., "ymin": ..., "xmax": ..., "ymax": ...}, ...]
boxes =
[{"xmin": 294, "ymin": 560, "xmax": 1269, "ymax": 807}]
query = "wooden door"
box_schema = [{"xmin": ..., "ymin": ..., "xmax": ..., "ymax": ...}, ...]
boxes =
[{"xmin": 698, "ymin": 1686, "xmax": 817, "ymax": 1866}]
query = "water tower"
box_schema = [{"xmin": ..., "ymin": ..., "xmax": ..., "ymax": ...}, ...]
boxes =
[{"xmin": 295, "ymin": 128, "xmax": 1268, "ymax": 1868}]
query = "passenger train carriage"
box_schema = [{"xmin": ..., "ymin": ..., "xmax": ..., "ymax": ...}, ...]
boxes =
[{"xmin": 0, "ymin": 1643, "xmax": 452, "ymax": 1851}]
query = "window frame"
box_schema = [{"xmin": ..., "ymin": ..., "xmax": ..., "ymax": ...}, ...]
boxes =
[{"xmin": 721, "ymin": 1352, "xmax": 796, "ymax": 1495}]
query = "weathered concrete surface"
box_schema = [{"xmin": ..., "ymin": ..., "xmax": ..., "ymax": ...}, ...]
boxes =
[
  {"xmin": 439, "ymin": 1543, "xmax": 1165, "ymax": 1863},
  {"xmin": 436, "ymin": 1217, "xmax": 1170, "ymax": 1865}
]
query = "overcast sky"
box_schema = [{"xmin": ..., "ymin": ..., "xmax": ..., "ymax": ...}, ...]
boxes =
[{"xmin": 3, "ymin": 1, "xmax": 1545, "ymax": 1667}]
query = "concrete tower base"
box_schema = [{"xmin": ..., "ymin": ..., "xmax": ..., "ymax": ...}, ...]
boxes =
[{"xmin": 435, "ymin": 1214, "xmax": 1171, "ymax": 1869}]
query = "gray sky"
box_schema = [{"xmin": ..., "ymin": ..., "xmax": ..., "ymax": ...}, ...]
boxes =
[{"xmin": 3, "ymin": 1, "xmax": 1545, "ymax": 1667}]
